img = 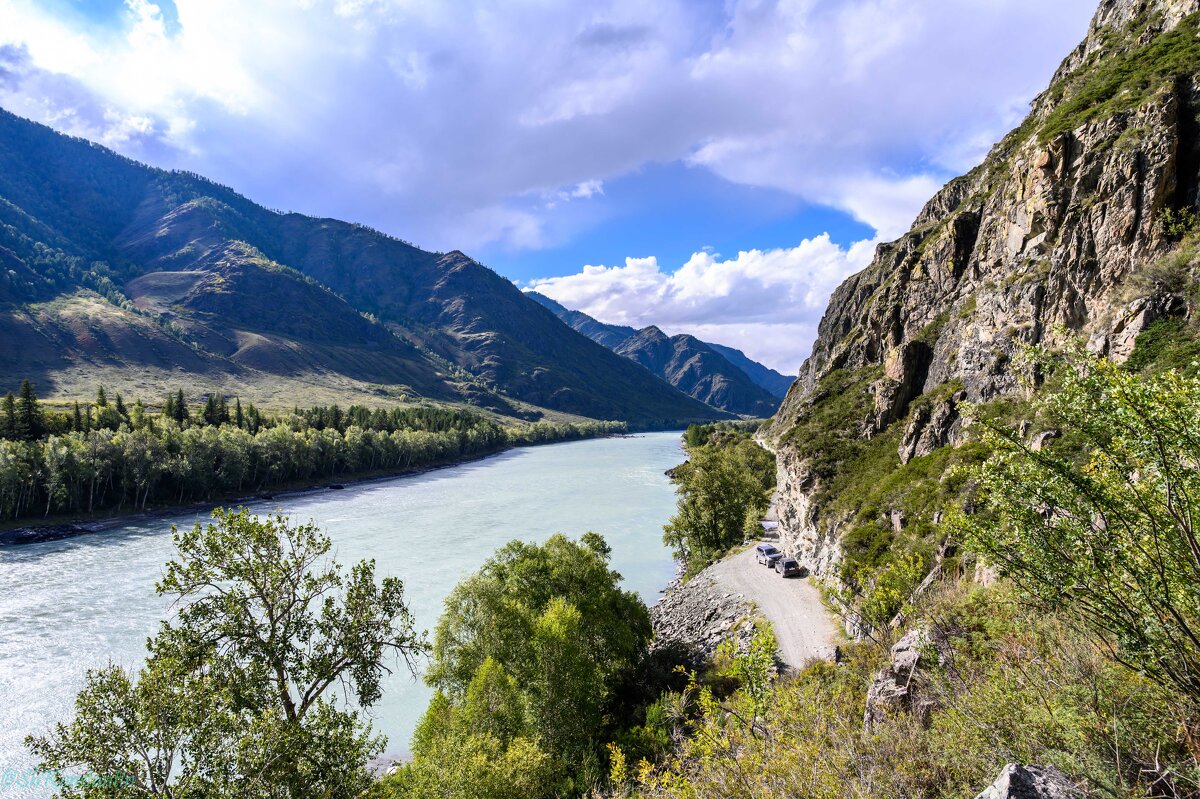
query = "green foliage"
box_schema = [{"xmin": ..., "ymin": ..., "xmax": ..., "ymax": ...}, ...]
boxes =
[
  {"xmin": 663, "ymin": 430, "xmax": 776, "ymax": 576},
  {"xmin": 0, "ymin": 383, "xmax": 624, "ymax": 521},
  {"xmin": 1039, "ymin": 13, "xmax": 1200, "ymax": 143},
  {"xmin": 382, "ymin": 533, "xmax": 653, "ymax": 798},
  {"xmin": 625, "ymin": 583, "xmax": 1197, "ymax": 799},
  {"xmin": 832, "ymin": 550, "xmax": 928, "ymax": 639},
  {"xmin": 1124, "ymin": 317, "xmax": 1200, "ymax": 374},
  {"xmin": 27, "ymin": 508, "xmax": 425, "ymax": 799},
  {"xmin": 953, "ymin": 346, "xmax": 1200, "ymax": 701},
  {"xmin": 1158, "ymin": 207, "xmax": 1200, "ymax": 241}
]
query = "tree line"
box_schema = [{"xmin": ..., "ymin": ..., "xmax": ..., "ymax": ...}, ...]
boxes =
[
  {"xmin": 664, "ymin": 422, "xmax": 776, "ymax": 577},
  {"xmin": 0, "ymin": 381, "xmax": 625, "ymax": 522}
]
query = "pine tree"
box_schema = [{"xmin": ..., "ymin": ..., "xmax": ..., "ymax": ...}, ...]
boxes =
[
  {"xmin": 162, "ymin": 392, "xmax": 176, "ymax": 422},
  {"xmin": 174, "ymin": 390, "xmax": 189, "ymax": 425},
  {"xmin": 95, "ymin": 386, "xmax": 107, "ymax": 407},
  {"xmin": 73, "ymin": 402, "xmax": 83, "ymax": 432},
  {"xmin": 0, "ymin": 393, "xmax": 15, "ymax": 439},
  {"xmin": 15, "ymin": 379, "xmax": 45, "ymax": 441},
  {"xmin": 115, "ymin": 393, "xmax": 128, "ymax": 421},
  {"xmin": 235, "ymin": 398, "xmax": 244, "ymax": 429}
]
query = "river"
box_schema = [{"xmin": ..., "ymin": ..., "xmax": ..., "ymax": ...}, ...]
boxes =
[{"xmin": 0, "ymin": 431, "xmax": 684, "ymax": 796}]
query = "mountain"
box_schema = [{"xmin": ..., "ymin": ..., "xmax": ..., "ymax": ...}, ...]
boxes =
[
  {"xmin": 527, "ymin": 290, "xmax": 793, "ymax": 403},
  {"xmin": 0, "ymin": 108, "xmax": 726, "ymax": 427},
  {"xmin": 614, "ymin": 326, "xmax": 781, "ymax": 417},
  {"xmin": 766, "ymin": 0, "xmax": 1200, "ymax": 578},
  {"xmin": 702, "ymin": 342, "xmax": 794, "ymax": 398},
  {"xmin": 526, "ymin": 292, "xmax": 638, "ymax": 350}
]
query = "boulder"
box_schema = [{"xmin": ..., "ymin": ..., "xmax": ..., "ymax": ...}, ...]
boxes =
[
  {"xmin": 974, "ymin": 764, "xmax": 1083, "ymax": 799},
  {"xmin": 863, "ymin": 628, "xmax": 938, "ymax": 729}
]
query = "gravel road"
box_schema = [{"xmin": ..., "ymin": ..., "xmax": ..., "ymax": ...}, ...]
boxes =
[{"xmin": 708, "ymin": 545, "xmax": 838, "ymax": 668}]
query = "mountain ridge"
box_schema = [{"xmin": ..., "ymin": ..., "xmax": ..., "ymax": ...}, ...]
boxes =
[
  {"xmin": 0, "ymin": 108, "xmax": 726, "ymax": 427},
  {"xmin": 526, "ymin": 290, "xmax": 794, "ymax": 406},
  {"xmin": 766, "ymin": 0, "xmax": 1200, "ymax": 578}
]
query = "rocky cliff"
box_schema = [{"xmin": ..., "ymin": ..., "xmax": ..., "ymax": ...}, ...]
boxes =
[{"xmin": 767, "ymin": 0, "xmax": 1200, "ymax": 579}]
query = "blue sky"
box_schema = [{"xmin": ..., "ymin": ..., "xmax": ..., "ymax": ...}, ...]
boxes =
[{"xmin": 0, "ymin": 0, "xmax": 1098, "ymax": 372}]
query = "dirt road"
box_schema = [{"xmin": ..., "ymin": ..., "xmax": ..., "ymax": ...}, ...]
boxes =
[{"xmin": 708, "ymin": 546, "xmax": 838, "ymax": 668}]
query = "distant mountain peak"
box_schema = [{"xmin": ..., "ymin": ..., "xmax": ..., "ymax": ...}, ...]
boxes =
[
  {"xmin": 529, "ymin": 293, "xmax": 793, "ymax": 413},
  {"xmin": 0, "ymin": 107, "xmax": 726, "ymax": 427}
]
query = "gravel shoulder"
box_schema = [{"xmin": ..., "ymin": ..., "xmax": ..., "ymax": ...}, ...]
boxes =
[{"xmin": 707, "ymin": 545, "xmax": 839, "ymax": 668}]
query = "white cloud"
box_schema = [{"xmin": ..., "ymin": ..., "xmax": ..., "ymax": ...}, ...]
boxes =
[
  {"xmin": 0, "ymin": 0, "xmax": 1096, "ymax": 252},
  {"xmin": 528, "ymin": 235, "xmax": 878, "ymax": 373}
]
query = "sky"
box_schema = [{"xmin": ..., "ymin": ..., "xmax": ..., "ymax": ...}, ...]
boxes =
[{"xmin": 0, "ymin": 0, "xmax": 1098, "ymax": 374}]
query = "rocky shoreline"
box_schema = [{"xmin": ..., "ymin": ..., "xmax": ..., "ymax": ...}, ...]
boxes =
[{"xmin": 651, "ymin": 566, "xmax": 760, "ymax": 665}]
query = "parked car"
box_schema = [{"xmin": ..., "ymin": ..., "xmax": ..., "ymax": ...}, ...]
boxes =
[
  {"xmin": 755, "ymin": 543, "xmax": 783, "ymax": 567},
  {"xmin": 775, "ymin": 558, "xmax": 802, "ymax": 578}
]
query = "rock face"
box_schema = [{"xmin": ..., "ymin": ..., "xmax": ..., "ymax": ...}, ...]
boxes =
[
  {"xmin": 768, "ymin": 0, "xmax": 1200, "ymax": 578},
  {"xmin": 651, "ymin": 570, "xmax": 758, "ymax": 665},
  {"xmin": 863, "ymin": 628, "xmax": 940, "ymax": 729},
  {"xmin": 974, "ymin": 764, "xmax": 1084, "ymax": 799}
]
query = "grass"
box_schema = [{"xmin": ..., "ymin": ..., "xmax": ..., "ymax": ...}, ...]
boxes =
[{"xmin": 1039, "ymin": 12, "xmax": 1200, "ymax": 143}]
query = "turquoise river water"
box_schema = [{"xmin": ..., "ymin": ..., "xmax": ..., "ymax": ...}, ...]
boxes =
[{"xmin": 0, "ymin": 431, "xmax": 684, "ymax": 797}]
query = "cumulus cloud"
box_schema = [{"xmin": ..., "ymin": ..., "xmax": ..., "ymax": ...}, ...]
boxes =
[
  {"xmin": 0, "ymin": 0, "xmax": 1095, "ymax": 251},
  {"xmin": 529, "ymin": 235, "xmax": 878, "ymax": 373}
]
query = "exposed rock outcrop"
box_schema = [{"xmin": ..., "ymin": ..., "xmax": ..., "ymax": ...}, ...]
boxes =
[
  {"xmin": 974, "ymin": 764, "xmax": 1084, "ymax": 799},
  {"xmin": 651, "ymin": 571, "xmax": 758, "ymax": 665},
  {"xmin": 863, "ymin": 628, "xmax": 942, "ymax": 729},
  {"xmin": 768, "ymin": 0, "xmax": 1200, "ymax": 583}
]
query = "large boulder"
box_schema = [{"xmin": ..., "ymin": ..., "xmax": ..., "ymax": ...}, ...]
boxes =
[
  {"xmin": 974, "ymin": 764, "xmax": 1083, "ymax": 799},
  {"xmin": 863, "ymin": 628, "xmax": 938, "ymax": 729}
]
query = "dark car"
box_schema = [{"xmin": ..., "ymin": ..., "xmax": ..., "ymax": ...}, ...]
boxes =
[
  {"xmin": 775, "ymin": 558, "xmax": 802, "ymax": 578},
  {"xmin": 755, "ymin": 543, "xmax": 783, "ymax": 566}
]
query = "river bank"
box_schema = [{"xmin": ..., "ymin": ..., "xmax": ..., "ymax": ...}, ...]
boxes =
[
  {"xmin": 0, "ymin": 432, "xmax": 640, "ymax": 546},
  {"xmin": 1, "ymin": 432, "xmax": 686, "ymax": 796}
]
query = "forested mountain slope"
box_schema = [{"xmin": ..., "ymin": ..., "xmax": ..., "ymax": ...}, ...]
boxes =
[
  {"xmin": 0, "ymin": 110, "xmax": 723, "ymax": 427},
  {"xmin": 765, "ymin": 0, "xmax": 1200, "ymax": 580}
]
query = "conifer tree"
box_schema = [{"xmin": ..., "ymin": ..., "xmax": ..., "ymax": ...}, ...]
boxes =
[
  {"xmin": 95, "ymin": 386, "xmax": 107, "ymax": 407},
  {"xmin": 235, "ymin": 398, "xmax": 244, "ymax": 429},
  {"xmin": 115, "ymin": 393, "xmax": 128, "ymax": 421},
  {"xmin": 73, "ymin": 402, "xmax": 83, "ymax": 432},
  {"xmin": 0, "ymin": 393, "xmax": 15, "ymax": 439},
  {"xmin": 174, "ymin": 390, "xmax": 189, "ymax": 425},
  {"xmin": 163, "ymin": 393, "xmax": 176, "ymax": 422},
  {"xmin": 15, "ymin": 379, "xmax": 45, "ymax": 441}
]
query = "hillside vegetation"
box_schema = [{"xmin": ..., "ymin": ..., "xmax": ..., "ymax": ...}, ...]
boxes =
[{"xmin": 0, "ymin": 109, "xmax": 724, "ymax": 428}]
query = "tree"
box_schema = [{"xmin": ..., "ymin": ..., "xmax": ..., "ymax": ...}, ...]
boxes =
[
  {"xmin": 953, "ymin": 347, "xmax": 1200, "ymax": 701},
  {"xmin": 0, "ymin": 393, "xmax": 15, "ymax": 439},
  {"xmin": 173, "ymin": 389, "xmax": 189, "ymax": 425},
  {"xmin": 419, "ymin": 532, "xmax": 651, "ymax": 791},
  {"xmin": 72, "ymin": 402, "xmax": 83, "ymax": 433},
  {"xmin": 663, "ymin": 437, "xmax": 775, "ymax": 575},
  {"xmin": 15, "ymin": 379, "xmax": 45, "ymax": 441},
  {"xmin": 28, "ymin": 508, "xmax": 427, "ymax": 799},
  {"xmin": 95, "ymin": 386, "xmax": 107, "ymax": 407}
]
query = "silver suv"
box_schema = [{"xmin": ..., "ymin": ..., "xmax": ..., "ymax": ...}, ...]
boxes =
[{"xmin": 755, "ymin": 543, "xmax": 783, "ymax": 567}]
